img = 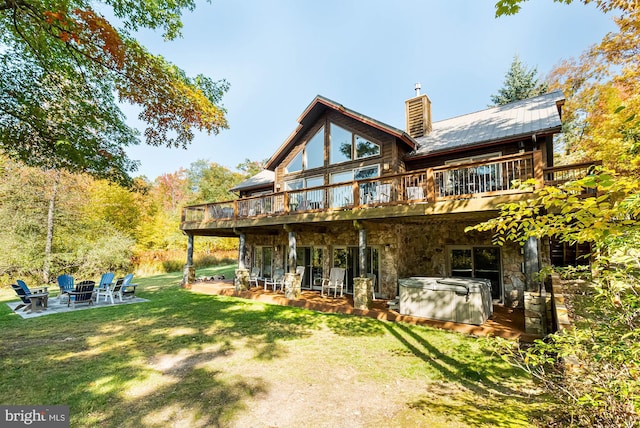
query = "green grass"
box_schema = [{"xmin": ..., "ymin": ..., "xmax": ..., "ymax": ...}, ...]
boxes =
[{"xmin": 0, "ymin": 265, "xmax": 552, "ymax": 427}]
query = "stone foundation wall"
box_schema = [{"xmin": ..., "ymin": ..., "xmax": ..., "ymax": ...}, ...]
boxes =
[{"xmin": 243, "ymin": 217, "xmax": 527, "ymax": 306}]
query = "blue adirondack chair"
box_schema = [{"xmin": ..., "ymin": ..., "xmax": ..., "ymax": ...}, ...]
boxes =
[
  {"xmin": 94, "ymin": 272, "xmax": 115, "ymax": 303},
  {"xmin": 13, "ymin": 280, "xmax": 48, "ymax": 312},
  {"xmin": 120, "ymin": 274, "xmax": 137, "ymax": 299},
  {"xmin": 57, "ymin": 274, "xmax": 75, "ymax": 303}
]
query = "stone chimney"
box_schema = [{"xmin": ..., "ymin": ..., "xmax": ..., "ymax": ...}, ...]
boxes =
[{"xmin": 405, "ymin": 83, "xmax": 432, "ymax": 138}]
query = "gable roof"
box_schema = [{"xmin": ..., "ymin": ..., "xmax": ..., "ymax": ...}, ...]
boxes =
[
  {"xmin": 229, "ymin": 169, "xmax": 275, "ymax": 193},
  {"xmin": 265, "ymin": 95, "xmax": 416, "ymax": 170},
  {"xmin": 407, "ymin": 90, "xmax": 565, "ymax": 159}
]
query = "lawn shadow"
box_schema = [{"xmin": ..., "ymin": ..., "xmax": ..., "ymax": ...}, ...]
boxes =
[{"xmin": 383, "ymin": 322, "xmax": 547, "ymax": 426}]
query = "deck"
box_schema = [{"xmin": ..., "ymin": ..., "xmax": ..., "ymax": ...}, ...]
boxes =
[
  {"xmin": 186, "ymin": 279, "xmax": 540, "ymax": 342},
  {"xmin": 181, "ymin": 154, "xmax": 595, "ymax": 236}
]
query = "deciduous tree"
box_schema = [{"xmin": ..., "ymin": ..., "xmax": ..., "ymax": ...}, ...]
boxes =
[{"xmin": 0, "ymin": 0, "xmax": 229, "ymax": 183}]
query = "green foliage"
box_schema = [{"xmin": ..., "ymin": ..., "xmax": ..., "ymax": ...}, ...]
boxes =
[
  {"xmin": 75, "ymin": 228, "xmax": 135, "ymax": 277},
  {"xmin": 186, "ymin": 159, "xmax": 244, "ymax": 203},
  {"xmin": 471, "ymin": 169, "xmax": 640, "ymax": 424},
  {"xmin": 236, "ymin": 158, "xmax": 267, "ymax": 177},
  {"xmin": 0, "ymin": 0, "xmax": 228, "ymax": 183},
  {"xmin": 494, "ymin": 0, "xmax": 634, "ymax": 17},
  {"xmin": 489, "ymin": 55, "xmax": 548, "ymax": 106}
]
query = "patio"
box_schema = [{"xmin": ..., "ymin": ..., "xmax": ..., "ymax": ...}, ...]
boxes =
[
  {"xmin": 186, "ymin": 279, "xmax": 539, "ymax": 342},
  {"xmin": 6, "ymin": 295, "xmax": 149, "ymax": 319}
]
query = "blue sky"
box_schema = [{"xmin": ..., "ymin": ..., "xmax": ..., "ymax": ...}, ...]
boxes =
[{"xmin": 122, "ymin": 0, "xmax": 617, "ymax": 180}]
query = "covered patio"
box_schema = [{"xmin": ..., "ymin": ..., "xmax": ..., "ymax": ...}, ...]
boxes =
[{"xmin": 186, "ymin": 279, "xmax": 538, "ymax": 342}]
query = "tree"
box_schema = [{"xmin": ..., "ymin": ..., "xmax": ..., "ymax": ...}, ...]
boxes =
[
  {"xmin": 0, "ymin": 1, "xmax": 229, "ymax": 184},
  {"xmin": 489, "ymin": 55, "xmax": 548, "ymax": 106},
  {"xmin": 494, "ymin": 0, "xmax": 637, "ymax": 17},
  {"xmin": 236, "ymin": 158, "xmax": 267, "ymax": 178},
  {"xmin": 468, "ymin": 170, "xmax": 640, "ymax": 425},
  {"xmin": 186, "ymin": 160, "xmax": 244, "ymax": 204}
]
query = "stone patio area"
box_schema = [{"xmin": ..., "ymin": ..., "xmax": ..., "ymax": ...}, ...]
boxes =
[
  {"xmin": 6, "ymin": 295, "xmax": 149, "ymax": 319},
  {"xmin": 186, "ymin": 280, "xmax": 539, "ymax": 342}
]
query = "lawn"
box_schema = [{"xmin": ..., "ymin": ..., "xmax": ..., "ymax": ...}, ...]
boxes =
[{"xmin": 0, "ymin": 266, "xmax": 550, "ymax": 427}]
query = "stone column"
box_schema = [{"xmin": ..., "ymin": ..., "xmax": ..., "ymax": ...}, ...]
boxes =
[
  {"xmin": 524, "ymin": 290, "xmax": 546, "ymax": 335},
  {"xmin": 358, "ymin": 227, "xmax": 367, "ymax": 276},
  {"xmin": 284, "ymin": 272, "xmax": 301, "ymax": 299},
  {"xmin": 237, "ymin": 232, "xmax": 246, "ymax": 270},
  {"xmin": 182, "ymin": 233, "xmax": 195, "ymax": 286},
  {"xmin": 288, "ymin": 230, "xmax": 297, "ymax": 273},
  {"xmin": 524, "ymin": 236, "xmax": 540, "ymax": 292},
  {"xmin": 235, "ymin": 268, "xmax": 249, "ymax": 292},
  {"xmin": 353, "ymin": 277, "xmax": 372, "ymax": 310}
]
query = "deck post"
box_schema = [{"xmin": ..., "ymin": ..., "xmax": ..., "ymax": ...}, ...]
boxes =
[
  {"xmin": 533, "ymin": 150, "xmax": 544, "ymax": 189},
  {"xmin": 353, "ymin": 222, "xmax": 372, "ymax": 309},
  {"xmin": 237, "ymin": 232, "xmax": 246, "ymax": 270},
  {"xmin": 182, "ymin": 233, "xmax": 195, "ymax": 286},
  {"xmin": 287, "ymin": 228, "xmax": 297, "ymax": 273},
  {"xmin": 524, "ymin": 236, "xmax": 546, "ymax": 335}
]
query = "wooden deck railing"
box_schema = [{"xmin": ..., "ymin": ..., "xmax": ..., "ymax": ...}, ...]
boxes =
[{"xmin": 182, "ymin": 153, "xmax": 596, "ymax": 224}]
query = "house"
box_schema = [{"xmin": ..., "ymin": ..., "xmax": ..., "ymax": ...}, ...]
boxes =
[{"xmin": 180, "ymin": 86, "xmax": 591, "ymax": 333}]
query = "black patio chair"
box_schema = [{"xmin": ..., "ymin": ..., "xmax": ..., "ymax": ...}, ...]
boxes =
[{"xmin": 67, "ymin": 280, "xmax": 95, "ymax": 308}]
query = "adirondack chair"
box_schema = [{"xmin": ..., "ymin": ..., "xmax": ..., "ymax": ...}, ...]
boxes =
[
  {"xmin": 67, "ymin": 280, "xmax": 95, "ymax": 308},
  {"xmin": 321, "ymin": 268, "xmax": 346, "ymax": 298},
  {"xmin": 57, "ymin": 274, "xmax": 75, "ymax": 303},
  {"xmin": 13, "ymin": 280, "xmax": 49, "ymax": 312},
  {"xmin": 94, "ymin": 272, "xmax": 115, "ymax": 303},
  {"xmin": 11, "ymin": 284, "xmax": 40, "ymax": 312},
  {"xmin": 120, "ymin": 273, "xmax": 138, "ymax": 299}
]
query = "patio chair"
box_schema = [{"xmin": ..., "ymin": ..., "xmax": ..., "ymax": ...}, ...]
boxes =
[
  {"xmin": 264, "ymin": 268, "xmax": 285, "ymax": 292},
  {"xmin": 11, "ymin": 283, "xmax": 39, "ymax": 312},
  {"xmin": 120, "ymin": 273, "xmax": 137, "ymax": 299},
  {"xmin": 57, "ymin": 274, "xmax": 75, "ymax": 303},
  {"xmin": 296, "ymin": 266, "xmax": 305, "ymax": 285},
  {"xmin": 12, "ymin": 280, "xmax": 49, "ymax": 312},
  {"xmin": 248, "ymin": 267, "xmax": 261, "ymax": 288},
  {"xmin": 94, "ymin": 272, "xmax": 115, "ymax": 304},
  {"xmin": 321, "ymin": 268, "xmax": 346, "ymax": 298},
  {"xmin": 67, "ymin": 280, "xmax": 95, "ymax": 308},
  {"xmin": 101, "ymin": 277, "xmax": 125, "ymax": 304}
]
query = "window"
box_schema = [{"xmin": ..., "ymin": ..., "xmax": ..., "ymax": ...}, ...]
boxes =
[
  {"xmin": 355, "ymin": 136, "xmax": 380, "ymax": 159},
  {"xmin": 332, "ymin": 246, "xmax": 380, "ymax": 294},
  {"xmin": 285, "ymin": 127, "xmax": 325, "ymax": 173},
  {"xmin": 285, "ymin": 151, "xmax": 303, "ymax": 173},
  {"xmin": 448, "ymin": 246, "xmax": 502, "ymax": 301},
  {"xmin": 354, "ymin": 165, "xmax": 379, "ymax": 180},
  {"xmin": 284, "ymin": 179, "xmax": 304, "ymax": 191},
  {"xmin": 292, "ymin": 247, "xmax": 325, "ymax": 289},
  {"xmin": 256, "ymin": 246, "xmax": 273, "ymax": 279},
  {"xmin": 329, "ymin": 165, "xmax": 381, "ymax": 208},
  {"xmin": 330, "ymin": 123, "xmax": 379, "ymax": 165},
  {"xmin": 306, "ymin": 128, "xmax": 324, "ymax": 169}
]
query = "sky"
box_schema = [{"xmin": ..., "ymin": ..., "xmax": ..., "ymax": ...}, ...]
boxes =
[{"xmin": 121, "ymin": 0, "xmax": 618, "ymax": 180}]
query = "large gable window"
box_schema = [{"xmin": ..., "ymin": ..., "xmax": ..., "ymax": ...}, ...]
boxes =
[
  {"xmin": 330, "ymin": 124, "xmax": 379, "ymax": 165},
  {"xmin": 286, "ymin": 127, "xmax": 325, "ymax": 173}
]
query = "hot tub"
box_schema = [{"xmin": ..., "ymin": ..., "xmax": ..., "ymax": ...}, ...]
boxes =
[{"xmin": 399, "ymin": 277, "xmax": 492, "ymax": 325}]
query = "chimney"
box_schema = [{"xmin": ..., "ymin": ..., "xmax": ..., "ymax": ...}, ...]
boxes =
[{"xmin": 405, "ymin": 83, "xmax": 432, "ymax": 138}]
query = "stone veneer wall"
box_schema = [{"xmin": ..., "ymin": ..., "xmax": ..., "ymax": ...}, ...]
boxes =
[
  {"xmin": 243, "ymin": 217, "xmax": 527, "ymax": 307},
  {"xmin": 395, "ymin": 220, "xmax": 525, "ymax": 307}
]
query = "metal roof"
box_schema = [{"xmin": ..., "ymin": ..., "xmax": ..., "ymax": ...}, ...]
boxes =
[
  {"xmin": 408, "ymin": 90, "xmax": 565, "ymax": 159},
  {"xmin": 229, "ymin": 169, "xmax": 275, "ymax": 192}
]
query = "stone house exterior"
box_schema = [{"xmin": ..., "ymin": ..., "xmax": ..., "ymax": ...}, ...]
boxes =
[{"xmin": 181, "ymin": 88, "xmax": 588, "ymax": 322}]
